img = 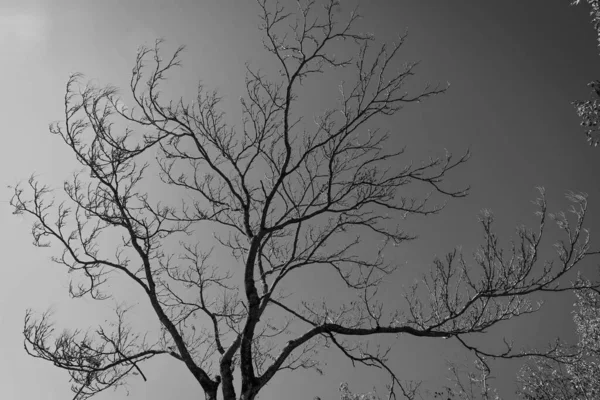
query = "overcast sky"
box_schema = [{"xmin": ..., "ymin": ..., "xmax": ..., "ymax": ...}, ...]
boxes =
[{"xmin": 1, "ymin": 1, "xmax": 600, "ymax": 399}]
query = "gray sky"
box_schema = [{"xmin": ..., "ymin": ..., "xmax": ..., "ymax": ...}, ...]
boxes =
[{"xmin": 1, "ymin": 1, "xmax": 600, "ymax": 399}]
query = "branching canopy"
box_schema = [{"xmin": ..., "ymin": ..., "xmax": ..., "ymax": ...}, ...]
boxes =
[{"xmin": 10, "ymin": 1, "xmax": 600, "ymax": 399}]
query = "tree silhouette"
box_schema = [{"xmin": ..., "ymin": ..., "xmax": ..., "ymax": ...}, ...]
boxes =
[{"xmin": 10, "ymin": 1, "xmax": 600, "ymax": 399}]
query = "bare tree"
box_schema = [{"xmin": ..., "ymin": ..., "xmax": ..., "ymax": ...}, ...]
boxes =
[{"xmin": 10, "ymin": 1, "xmax": 600, "ymax": 400}]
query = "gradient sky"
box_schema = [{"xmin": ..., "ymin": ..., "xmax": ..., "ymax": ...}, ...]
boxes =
[{"xmin": 2, "ymin": 1, "xmax": 600, "ymax": 399}]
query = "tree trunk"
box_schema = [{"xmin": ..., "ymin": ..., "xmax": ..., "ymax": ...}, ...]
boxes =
[
  {"xmin": 239, "ymin": 388, "xmax": 258, "ymax": 400},
  {"xmin": 205, "ymin": 389, "xmax": 218, "ymax": 400}
]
